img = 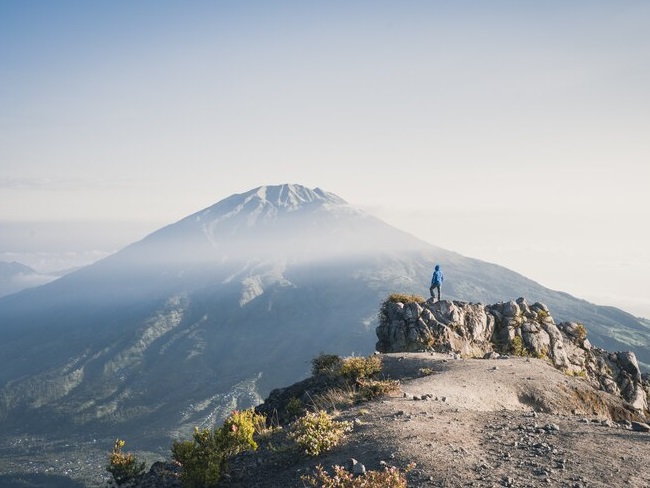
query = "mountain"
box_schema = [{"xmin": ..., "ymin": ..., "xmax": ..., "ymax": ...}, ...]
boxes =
[
  {"xmin": 0, "ymin": 183, "xmax": 649, "ymax": 459},
  {"xmin": 0, "ymin": 261, "xmax": 59, "ymax": 297}
]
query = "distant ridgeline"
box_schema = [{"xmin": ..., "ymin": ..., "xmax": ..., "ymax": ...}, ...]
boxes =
[{"xmin": 377, "ymin": 296, "xmax": 649, "ymax": 414}]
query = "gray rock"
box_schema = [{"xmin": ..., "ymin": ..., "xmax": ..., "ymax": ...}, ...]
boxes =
[
  {"xmin": 631, "ymin": 421, "xmax": 650, "ymax": 432},
  {"xmin": 502, "ymin": 300, "xmax": 520, "ymax": 318},
  {"xmin": 544, "ymin": 423, "xmax": 560, "ymax": 432},
  {"xmin": 349, "ymin": 458, "xmax": 366, "ymax": 475}
]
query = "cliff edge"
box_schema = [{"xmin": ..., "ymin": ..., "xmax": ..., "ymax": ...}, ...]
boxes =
[{"xmin": 377, "ymin": 296, "xmax": 650, "ymax": 414}]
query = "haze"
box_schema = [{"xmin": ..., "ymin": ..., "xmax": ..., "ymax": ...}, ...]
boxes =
[{"xmin": 1, "ymin": 1, "xmax": 649, "ymax": 317}]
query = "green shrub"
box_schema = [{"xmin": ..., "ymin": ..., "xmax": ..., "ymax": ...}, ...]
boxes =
[
  {"xmin": 285, "ymin": 396, "xmax": 306, "ymax": 419},
  {"xmin": 339, "ymin": 355, "xmax": 383, "ymax": 382},
  {"xmin": 312, "ymin": 354, "xmax": 382, "ymax": 383},
  {"xmin": 510, "ymin": 335, "xmax": 527, "ymax": 356},
  {"xmin": 172, "ymin": 408, "xmax": 266, "ymax": 487},
  {"xmin": 307, "ymin": 354, "xmax": 392, "ymax": 412},
  {"xmin": 288, "ymin": 410, "xmax": 352, "ymax": 456},
  {"xmin": 106, "ymin": 439, "xmax": 146, "ymax": 486},
  {"xmin": 303, "ymin": 462, "xmax": 416, "ymax": 487},
  {"xmin": 172, "ymin": 429, "xmax": 223, "ymax": 488},
  {"xmin": 575, "ymin": 323, "xmax": 588, "ymax": 341},
  {"xmin": 222, "ymin": 409, "xmax": 263, "ymax": 453},
  {"xmin": 312, "ymin": 353, "xmax": 343, "ymax": 376}
]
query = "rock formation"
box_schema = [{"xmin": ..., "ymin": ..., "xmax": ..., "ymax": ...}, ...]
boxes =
[{"xmin": 376, "ymin": 296, "xmax": 649, "ymax": 413}]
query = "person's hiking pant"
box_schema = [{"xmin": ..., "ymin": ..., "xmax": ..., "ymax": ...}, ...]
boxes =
[{"xmin": 430, "ymin": 284, "xmax": 441, "ymax": 301}]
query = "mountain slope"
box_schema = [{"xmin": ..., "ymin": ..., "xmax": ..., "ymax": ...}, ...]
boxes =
[{"xmin": 0, "ymin": 184, "xmax": 648, "ymax": 453}]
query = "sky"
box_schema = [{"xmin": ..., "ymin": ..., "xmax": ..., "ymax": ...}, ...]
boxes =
[{"xmin": 1, "ymin": 1, "xmax": 649, "ymax": 317}]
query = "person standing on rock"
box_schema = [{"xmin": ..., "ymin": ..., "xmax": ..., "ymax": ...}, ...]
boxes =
[{"xmin": 429, "ymin": 264, "xmax": 443, "ymax": 302}]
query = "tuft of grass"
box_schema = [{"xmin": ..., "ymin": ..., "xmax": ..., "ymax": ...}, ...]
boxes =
[
  {"xmin": 565, "ymin": 368, "xmax": 587, "ymax": 378},
  {"xmin": 355, "ymin": 378, "xmax": 401, "ymax": 402},
  {"xmin": 379, "ymin": 294, "xmax": 426, "ymax": 327},
  {"xmin": 534, "ymin": 346, "xmax": 549, "ymax": 360},
  {"xmin": 309, "ymin": 385, "xmax": 358, "ymax": 412},
  {"xmin": 575, "ymin": 323, "xmax": 588, "ymax": 341},
  {"xmin": 385, "ymin": 293, "xmax": 426, "ymax": 304}
]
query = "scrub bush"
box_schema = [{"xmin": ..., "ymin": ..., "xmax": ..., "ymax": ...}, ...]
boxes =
[
  {"xmin": 308, "ymin": 353, "xmax": 399, "ymax": 409},
  {"xmin": 106, "ymin": 439, "xmax": 146, "ymax": 486},
  {"xmin": 172, "ymin": 408, "xmax": 266, "ymax": 487},
  {"xmin": 312, "ymin": 353, "xmax": 343, "ymax": 376},
  {"xmin": 575, "ymin": 323, "xmax": 588, "ymax": 341},
  {"xmin": 338, "ymin": 355, "xmax": 383, "ymax": 382},
  {"xmin": 288, "ymin": 410, "xmax": 352, "ymax": 456},
  {"xmin": 303, "ymin": 462, "xmax": 416, "ymax": 487}
]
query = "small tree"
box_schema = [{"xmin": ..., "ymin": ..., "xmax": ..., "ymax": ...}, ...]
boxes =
[
  {"xmin": 172, "ymin": 408, "xmax": 266, "ymax": 488},
  {"xmin": 106, "ymin": 439, "xmax": 146, "ymax": 486},
  {"xmin": 172, "ymin": 428, "xmax": 224, "ymax": 488}
]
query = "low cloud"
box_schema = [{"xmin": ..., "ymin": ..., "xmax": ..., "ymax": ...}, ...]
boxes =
[{"xmin": 0, "ymin": 176, "xmax": 142, "ymax": 191}]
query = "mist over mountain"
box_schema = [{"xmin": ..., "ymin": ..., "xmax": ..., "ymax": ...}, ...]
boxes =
[
  {"xmin": 1, "ymin": 184, "xmax": 649, "ymax": 457},
  {"xmin": 0, "ymin": 261, "xmax": 59, "ymax": 297}
]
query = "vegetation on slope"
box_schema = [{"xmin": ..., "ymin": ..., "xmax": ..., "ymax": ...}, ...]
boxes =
[{"xmin": 106, "ymin": 353, "xmax": 407, "ymax": 487}]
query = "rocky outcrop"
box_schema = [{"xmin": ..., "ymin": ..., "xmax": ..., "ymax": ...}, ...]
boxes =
[{"xmin": 376, "ymin": 297, "xmax": 649, "ymax": 413}]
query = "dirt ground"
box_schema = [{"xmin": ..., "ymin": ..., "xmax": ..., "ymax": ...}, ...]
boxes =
[{"xmin": 221, "ymin": 353, "xmax": 650, "ymax": 488}]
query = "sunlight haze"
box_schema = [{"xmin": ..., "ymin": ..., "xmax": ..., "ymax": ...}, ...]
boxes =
[{"xmin": 1, "ymin": 1, "xmax": 649, "ymax": 317}]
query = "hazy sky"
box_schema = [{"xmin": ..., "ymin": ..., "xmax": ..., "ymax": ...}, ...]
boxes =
[{"xmin": 1, "ymin": 1, "xmax": 649, "ymax": 316}]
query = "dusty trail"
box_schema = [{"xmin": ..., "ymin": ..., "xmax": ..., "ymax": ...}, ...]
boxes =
[{"xmin": 223, "ymin": 353, "xmax": 650, "ymax": 488}]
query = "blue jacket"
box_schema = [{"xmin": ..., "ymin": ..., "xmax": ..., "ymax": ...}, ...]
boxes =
[{"xmin": 431, "ymin": 265, "xmax": 443, "ymax": 286}]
